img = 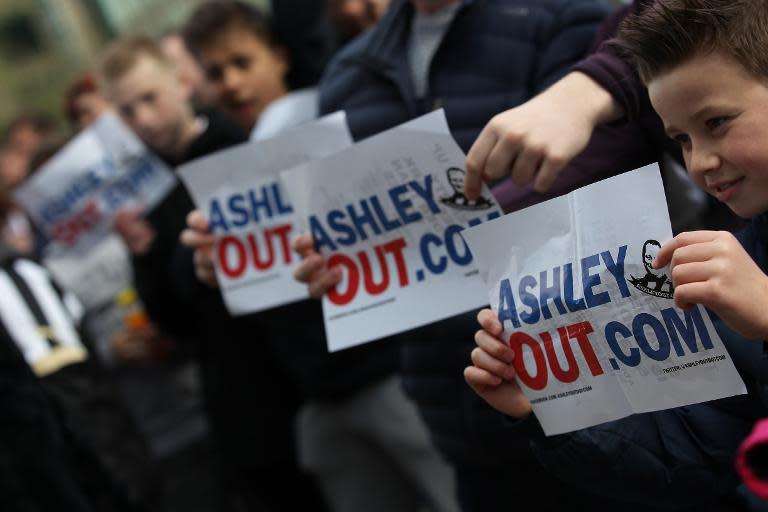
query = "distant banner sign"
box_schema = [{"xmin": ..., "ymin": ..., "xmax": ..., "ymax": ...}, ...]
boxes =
[
  {"xmin": 281, "ymin": 110, "xmax": 503, "ymax": 351},
  {"xmin": 16, "ymin": 113, "xmax": 176, "ymax": 255},
  {"xmin": 462, "ymin": 165, "xmax": 746, "ymax": 436},
  {"xmin": 179, "ymin": 112, "xmax": 353, "ymax": 314}
]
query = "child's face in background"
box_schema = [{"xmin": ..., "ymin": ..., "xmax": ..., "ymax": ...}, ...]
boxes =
[
  {"xmin": 649, "ymin": 51, "xmax": 768, "ymax": 218},
  {"xmin": 107, "ymin": 55, "xmax": 191, "ymax": 156},
  {"xmin": 198, "ymin": 26, "xmax": 288, "ymax": 132}
]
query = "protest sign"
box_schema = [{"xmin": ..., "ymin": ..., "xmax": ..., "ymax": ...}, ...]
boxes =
[
  {"xmin": 44, "ymin": 234, "xmax": 132, "ymax": 311},
  {"xmin": 462, "ymin": 164, "xmax": 746, "ymax": 435},
  {"xmin": 15, "ymin": 113, "xmax": 176, "ymax": 255},
  {"xmin": 178, "ymin": 112, "xmax": 353, "ymax": 315},
  {"xmin": 281, "ymin": 110, "xmax": 503, "ymax": 351}
]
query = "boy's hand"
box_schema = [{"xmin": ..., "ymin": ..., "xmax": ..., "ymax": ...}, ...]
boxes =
[
  {"xmin": 292, "ymin": 232, "xmax": 342, "ymax": 299},
  {"xmin": 464, "ymin": 309, "xmax": 532, "ymax": 418},
  {"xmin": 114, "ymin": 206, "xmax": 155, "ymax": 255},
  {"xmin": 464, "ymin": 72, "xmax": 623, "ymax": 198},
  {"xmin": 179, "ymin": 209, "xmax": 218, "ymax": 288},
  {"xmin": 655, "ymin": 230, "xmax": 768, "ymax": 340}
]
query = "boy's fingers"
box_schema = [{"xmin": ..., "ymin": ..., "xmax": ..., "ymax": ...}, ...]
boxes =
[
  {"xmin": 477, "ymin": 309, "xmax": 502, "ymax": 335},
  {"xmin": 484, "ymin": 137, "xmax": 519, "ymax": 184},
  {"xmin": 471, "ymin": 347, "xmax": 516, "ymax": 380},
  {"xmin": 670, "ymin": 261, "xmax": 713, "ymax": 287},
  {"xmin": 669, "ymin": 241, "xmax": 716, "ymax": 269},
  {"xmin": 193, "ymin": 249, "xmax": 218, "ymax": 288},
  {"xmin": 464, "ymin": 366, "xmax": 503, "ymax": 388},
  {"xmin": 474, "ymin": 329, "xmax": 514, "ymax": 363},
  {"xmin": 293, "ymin": 253, "xmax": 324, "ymax": 283},
  {"xmin": 509, "ymin": 145, "xmax": 543, "ymax": 188},
  {"xmin": 186, "ymin": 209, "xmax": 209, "ymax": 231},
  {"xmin": 654, "ymin": 231, "xmax": 719, "ymax": 268},
  {"xmin": 465, "ymin": 126, "xmax": 498, "ymax": 200},
  {"xmin": 533, "ymin": 152, "xmax": 568, "ymax": 193},
  {"xmin": 673, "ymin": 281, "xmax": 709, "ymax": 311},
  {"xmin": 180, "ymin": 228, "xmax": 216, "ymax": 249},
  {"xmin": 292, "ymin": 232, "xmax": 315, "ymax": 257},
  {"xmin": 308, "ymin": 267, "xmax": 343, "ymax": 299}
]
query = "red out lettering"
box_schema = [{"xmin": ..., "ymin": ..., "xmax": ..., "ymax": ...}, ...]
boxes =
[
  {"xmin": 508, "ymin": 321, "xmax": 603, "ymax": 390},
  {"xmin": 217, "ymin": 223, "xmax": 294, "ymax": 278},
  {"xmin": 509, "ymin": 332, "xmax": 548, "ymax": 390},
  {"xmin": 326, "ymin": 238, "xmax": 409, "ymax": 306},
  {"xmin": 51, "ymin": 201, "xmax": 101, "ymax": 247}
]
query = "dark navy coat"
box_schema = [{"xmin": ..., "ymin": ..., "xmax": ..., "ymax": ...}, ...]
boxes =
[{"xmin": 319, "ymin": 0, "xmax": 610, "ymax": 469}]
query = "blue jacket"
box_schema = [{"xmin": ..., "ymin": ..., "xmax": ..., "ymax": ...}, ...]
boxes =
[
  {"xmin": 319, "ymin": 0, "xmax": 610, "ymax": 467},
  {"xmin": 527, "ymin": 215, "xmax": 768, "ymax": 509}
]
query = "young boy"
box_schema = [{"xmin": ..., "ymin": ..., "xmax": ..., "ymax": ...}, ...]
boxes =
[
  {"xmin": 465, "ymin": 0, "xmax": 768, "ymax": 507},
  {"xmin": 181, "ymin": 4, "xmax": 461, "ymax": 511},
  {"xmin": 182, "ymin": 1, "xmax": 290, "ymax": 134},
  {"xmin": 98, "ymin": 36, "xmax": 328, "ymax": 512}
]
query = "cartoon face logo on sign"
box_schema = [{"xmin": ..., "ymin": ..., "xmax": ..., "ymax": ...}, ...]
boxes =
[
  {"xmin": 440, "ymin": 167, "xmax": 493, "ymax": 210},
  {"xmin": 629, "ymin": 239, "xmax": 674, "ymax": 299}
]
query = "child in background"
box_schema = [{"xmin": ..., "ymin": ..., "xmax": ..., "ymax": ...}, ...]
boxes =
[
  {"xmin": 182, "ymin": 0, "xmax": 320, "ymax": 140},
  {"xmin": 64, "ymin": 73, "xmax": 113, "ymax": 132},
  {"xmin": 99, "ymin": 36, "xmax": 326, "ymax": 511},
  {"xmin": 465, "ymin": 0, "xmax": 768, "ymax": 507},
  {"xmin": 182, "ymin": 1, "xmax": 292, "ymax": 135},
  {"xmin": 180, "ymin": 3, "xmax": 460, "ymax": 511}
]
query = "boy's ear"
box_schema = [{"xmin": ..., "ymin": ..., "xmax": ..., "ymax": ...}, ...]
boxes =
[
  {"xmin": 173, "ymin": 66, "xmax": 195, "ymax": 102},
  {"xmin": 273, "ymin": 45, "xmax": 291, "ymax": 79}
]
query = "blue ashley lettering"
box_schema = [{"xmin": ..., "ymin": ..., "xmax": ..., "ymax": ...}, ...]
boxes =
[
  {"xmin": 41, "ymin": 167, "xmax": 104, "ymax": 224},
  {"xmin": 310, "ymin": 175, "xmax": 441, "ymax": 252},
  {"xmin": 208, "ymin": 183, "xmax": 293, "ymax": 234},
  {"xmin": 497, "ymin": 246, "xmax": 630, "ymax": 329},
  {"xmin": 102, "ymin": 157, "xmax": 159, "ymax": 210}
]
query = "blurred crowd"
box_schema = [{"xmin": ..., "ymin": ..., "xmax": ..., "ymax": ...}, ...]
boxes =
[{"xmin": 2, "ymin": 1, "xmax": 768, "ymax": 511}]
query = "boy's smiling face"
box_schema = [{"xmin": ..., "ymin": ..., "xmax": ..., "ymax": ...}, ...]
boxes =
[{"xmin": 649, "ymin": 51, "xmax": 768, "ymax": 218}]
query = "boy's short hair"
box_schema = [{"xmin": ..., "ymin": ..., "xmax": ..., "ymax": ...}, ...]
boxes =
[
  {"xmin": 99, "ymin": 36, "xmax": 172, "ymax": 86},
  {"xmin": 182, "ymin": 1, "xmax": 273, "ymax": 57},
  {"xmin": 616, "ymin": 0, "xmax": 768, "ymax": 83},
  {"xmin": 64, "ymin": 73, "xmax": 98, "ymax": 125}
]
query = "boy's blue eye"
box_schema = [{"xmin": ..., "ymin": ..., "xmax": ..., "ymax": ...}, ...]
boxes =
[{"xmin": 673, "ymin": 133, "xmax": 690, "ymax": 145}]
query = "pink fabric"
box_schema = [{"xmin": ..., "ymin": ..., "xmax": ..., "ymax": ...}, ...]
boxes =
[{"xmin": 737, "ymin": 418, "xmax": 768, "ymax": 499}]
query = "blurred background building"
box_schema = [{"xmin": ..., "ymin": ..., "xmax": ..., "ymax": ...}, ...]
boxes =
[
  {"xmin": 0, "ymin": 0, "xmax": 622, "ymax": 134},
  {"xmin": 0, "ymin": 0, "xmax": 268, "ymax": 132}
]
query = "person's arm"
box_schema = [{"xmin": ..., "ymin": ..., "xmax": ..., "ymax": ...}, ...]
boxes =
[
  {"xmin": 465, "ymin": 1, "xmax": 646, "ymax": 199},
  {"xmin": 464, "ymin": 71, "xmax": 623, "ymax": 197}
]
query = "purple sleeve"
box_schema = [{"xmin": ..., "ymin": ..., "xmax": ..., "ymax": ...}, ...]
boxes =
[{"xmin": 571, "ymin": 0, "xmax": 650, "ymax": 121}]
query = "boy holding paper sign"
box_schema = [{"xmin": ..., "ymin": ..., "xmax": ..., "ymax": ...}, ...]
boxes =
[
  {"xmin": 98, "ymin": 36, "xmax": 331, "ymax": 511},
  {"xmin": 466, "ymin": 0, "xmax": 768, "ymax": 507}
]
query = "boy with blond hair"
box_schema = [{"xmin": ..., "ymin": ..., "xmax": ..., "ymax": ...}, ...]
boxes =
[
  {"xmin": 466, "ymin": 0, "xmax": 768, "ymax": 508},
  {"xmin": 98, "ymin": 36, "xmax": 326, "ymax": 511}
]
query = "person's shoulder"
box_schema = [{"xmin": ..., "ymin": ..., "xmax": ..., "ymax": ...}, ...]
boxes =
[{"xmin": 326, "ymin": 29, "xmax": 377, "ymax": 71}]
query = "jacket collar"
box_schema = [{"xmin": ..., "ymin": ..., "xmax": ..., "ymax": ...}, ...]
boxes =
[{"xmin": 346, "ymin": 0, "xmax": 473, "ymax": 113}]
